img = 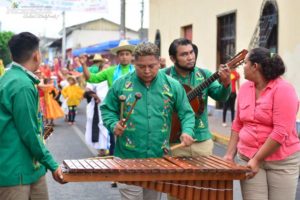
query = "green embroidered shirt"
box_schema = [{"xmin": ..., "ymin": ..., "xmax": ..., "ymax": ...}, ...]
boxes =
[
  {"xmin": 100, "ymin": 71, "xmax": 195, "ymax": 159},
  {"xmin": 161, "ymin": 66, "xmax": 231, "ymax": 142}
]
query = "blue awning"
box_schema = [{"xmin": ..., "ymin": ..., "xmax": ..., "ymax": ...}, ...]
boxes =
[{"xmin": 72, "ymin": 39, "xmax": 142, "ymax": 56}]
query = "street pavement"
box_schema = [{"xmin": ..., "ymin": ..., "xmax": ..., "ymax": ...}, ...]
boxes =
[{"xmin": 45, "ymin": 103, "xmax": 300, "ymax": 200}]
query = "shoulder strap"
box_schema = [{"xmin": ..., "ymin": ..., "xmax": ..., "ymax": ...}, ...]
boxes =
[{"xmin": 166, "ymin": 67, "xmax": 172, "ymax": 76}]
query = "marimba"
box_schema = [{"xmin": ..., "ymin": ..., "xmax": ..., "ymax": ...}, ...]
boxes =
[{"xmin": 62, "ymin": 155, "xmax": 250, "ymax": 200}]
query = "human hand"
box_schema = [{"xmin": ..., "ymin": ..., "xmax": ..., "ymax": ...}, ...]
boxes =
[
  {"xmin": 218, "ymin": 64, "xmax": 231, "ymax": 87},
  {"xmin": 52, "ymin": 166, "xmax": 67, "ymax": 184},
  {"xmin": 180, "ymin": 133, "xmax": 195, "ymax": 146},
  {"xmin": 223, "ymin": 154, "xmax": 235, "ymax": 162},
  {"xmin": 246, "ymin": 158, "xmax": 260, "ymax": 179},
  {"xmin": 113, "ymin": 119, "xmax": 126, "ymax": 136},
  {"xmin": 93, "ymin": 96, "xmax": 101, "ymax": 104},
  {"xmin": 98, "ymin": 149, "xmax": 107, "ymax": 157},
  {"xmin": 79, "ymin": 54, "xmax": 88, "ymax": 67}
]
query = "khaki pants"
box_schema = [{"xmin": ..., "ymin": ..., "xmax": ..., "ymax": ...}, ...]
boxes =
[
  {"xmin": 170, "ymin": 139, "xmax": 214, "ymax": 157},
  {"xmin": 168, "ymin": 139, "xmax": 214, "ymax": 200},
  {"xmin": 237, "ymin": 151, "xmax": 300, "ymax": 200},
  {"xmin": 0, "ymin": 176, "xmax": 48, "ymax": 200},
  {"xmin": 118, "ymin": 183, "xmax": 162, "ymax": 200}
]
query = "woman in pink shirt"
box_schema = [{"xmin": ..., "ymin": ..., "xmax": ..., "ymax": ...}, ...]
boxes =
[{"xmin": 224, "ymin": 47, "xmax": 300, "ymax": 200}]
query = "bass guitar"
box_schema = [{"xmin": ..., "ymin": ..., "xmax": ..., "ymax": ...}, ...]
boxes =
[{"xmin": 169, "ymin": 49, "xmax": 248, "ymax": 143}]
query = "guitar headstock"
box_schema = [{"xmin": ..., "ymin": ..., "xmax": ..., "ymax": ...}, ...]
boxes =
[{"xmin": 226, "ymin": 49, "xmax": 248, "ymax": 69}]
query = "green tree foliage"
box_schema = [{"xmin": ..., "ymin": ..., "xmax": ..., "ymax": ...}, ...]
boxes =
[{"xmin": 0, "ymin": 31, "xmax": 14, "ymax": 67}]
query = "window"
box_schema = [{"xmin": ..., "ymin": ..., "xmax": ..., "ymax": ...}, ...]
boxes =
[
  {"xmin": 260, "ymin": 2, "xmax": 278, "ymax": 53},
  {"xmin": 217, "ymin": 13, "xmax": 236, "ymax": 65},
  {"xmin": 154, "ymin": 30, "xmax": 161, "ymax": 56},
  {"xmin": 182, "ymin": 25, "xmax": 193, "ymax": 41},
  {"xmin": 216, "ymin": 12, "xmax": 236, "ymax": 109}
]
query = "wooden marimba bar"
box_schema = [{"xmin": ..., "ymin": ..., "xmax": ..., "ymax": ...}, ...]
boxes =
[{"xmin": 62, "ymin": 155, "xmax": 250, "ymax": 200}]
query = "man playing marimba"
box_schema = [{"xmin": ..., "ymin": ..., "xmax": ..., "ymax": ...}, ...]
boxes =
[{"xmin": 100, "ymin": 42, "xmax": 195, "ymax": 200}]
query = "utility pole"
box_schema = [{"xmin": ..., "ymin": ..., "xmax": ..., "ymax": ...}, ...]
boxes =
[
  {"xmin": 120, "ymin": 0, "xmax": 126, "ymax": 39},
  {"xmin": 140, "ymin": 0, "xmax": 144, "ymax": 40},
  {"xmin": 62, "ymin": 11, "xmax": 66, "ymax": 68}
]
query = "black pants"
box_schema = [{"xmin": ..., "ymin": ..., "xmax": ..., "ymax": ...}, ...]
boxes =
[
  {"xmin": 223, "ymin": 92, "xmax": 237, "ymax": 123},
  {"xmin": 68, "ymin": 106, "xmax": 77, "ymax": 122}
]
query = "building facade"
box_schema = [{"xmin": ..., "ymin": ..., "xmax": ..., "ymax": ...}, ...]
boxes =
[
  {"xmin": 65, "ymin": 18, "xmax": 139, "ymax": 49},
  {"xmin": 149, "ymin": 0, "xmax": 300, "ymax": 105}
]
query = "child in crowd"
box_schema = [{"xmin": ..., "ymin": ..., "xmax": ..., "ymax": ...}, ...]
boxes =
[
  {"xmin": 61, "ymin": 76, "xmax": 84, "ymax": 125},
  {"xmin": 39, "ymin": 77, "xmax": 64, "ymax": 126}
]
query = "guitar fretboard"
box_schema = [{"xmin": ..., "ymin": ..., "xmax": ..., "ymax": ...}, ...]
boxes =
[{"xmin": 187, "ymin": 72, "xmax": 220, "ymax": 101}]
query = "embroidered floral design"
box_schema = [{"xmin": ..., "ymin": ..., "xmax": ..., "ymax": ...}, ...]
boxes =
[
  {"xmin": 161, "ymin": 139, "xmax": 169, "ymax": 151},
  {"xmin": 161, "ymin": 98, "xmax": 171, "ymax": 132},
  {"xmin": 126, "ymin": 121, "xmax": 136, "ymax": 131},
  {"xmin": 124, "ymin": 81, "xmax": 133, "ymax": 91},
  {"xmin": 196, "ymin": 71, "xmax": 204, "ymax": 81},
  {"xmin": 125, "ymin": 136, "xmax": 135, "ymax": 149},
  {"xmin": 198, "ymin": 119, "xmax": 205, "ymax": 128},
  {"xmin": 162, "ymin": 84, "xmax": 173, "ymax": 97}
]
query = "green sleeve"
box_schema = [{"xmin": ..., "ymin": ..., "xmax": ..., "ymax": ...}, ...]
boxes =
[
  {"xmin": 205, "ymin": 70, "xmax": 231, "ymax": 101},
  {"xmin": 88, "ymin": 66, "xmax": 99, "ymax": 73},
  {"xmin": 100, "ymin": 85, "xmax": 120, "ymax": 133},
  {"xmin": 13, "ymin": 86, "xmax": 58, "ymax": 172},
  {"xmin": 174, "ymin": 82, "xmax": 195, "ymax": 137},
  {"xmin": 88, "ymin": 68, "xmax": 109, "ymax": 83}
]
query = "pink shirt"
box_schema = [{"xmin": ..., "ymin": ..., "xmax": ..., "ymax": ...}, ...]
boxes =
[{"xmin": 232, "ymin": 78, "xmax": 300, "ymax": 161}]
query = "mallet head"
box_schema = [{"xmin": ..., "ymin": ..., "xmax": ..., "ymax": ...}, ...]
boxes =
[
  {"xmin": 134, "ymin": 92, "xmax": 142, "ymax": 100},
  {"xmin": 119, "ymin": 95, "xmax": 126, "ymax": 102}
]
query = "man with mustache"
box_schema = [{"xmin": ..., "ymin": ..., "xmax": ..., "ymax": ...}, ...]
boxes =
[{"xmin": 162, "ymin": 38, "xmax": 231, "ymax": 157}]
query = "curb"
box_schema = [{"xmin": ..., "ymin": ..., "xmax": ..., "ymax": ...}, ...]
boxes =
[{"xmin": 212, "ymin": 131, "xmax": 230, "ymax": 146}]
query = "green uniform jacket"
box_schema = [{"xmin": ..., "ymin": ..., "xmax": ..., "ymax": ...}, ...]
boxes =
[
  {"xmin": 100, "ymin": 71, "xmax": 195, "ymax": 159},
  {"xmin": 88, "ymin": 64, "xmax": 133, "ymax": 87},
  {"xmin": 161, "ymin": 66, "xmax": 231, "ymax": 142},
  {"xmin": 0, "ymin": 64, "xmax": 58, "ymax": 187}
]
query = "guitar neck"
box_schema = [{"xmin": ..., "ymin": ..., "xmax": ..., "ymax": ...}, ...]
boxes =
[{"xmin": 187, "ymin": 72, "xmax": 220, "ymax": 101}]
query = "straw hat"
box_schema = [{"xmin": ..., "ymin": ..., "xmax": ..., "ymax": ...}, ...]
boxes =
[
  {"xmin": 66, "ymin": 75, "xmax": 77, "ymax": 82},
  {"xmin": 110, "ymin": 40, "xmax": 136, "ymax": 55},
  {"xmin": 93, "ymin": 54, "xmax": 104, "ymax": 62}
]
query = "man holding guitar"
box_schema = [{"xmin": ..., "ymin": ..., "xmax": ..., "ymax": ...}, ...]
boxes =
[{"xmin": 162, "ymin": 38, "xmax": 231, "ymax": 159}]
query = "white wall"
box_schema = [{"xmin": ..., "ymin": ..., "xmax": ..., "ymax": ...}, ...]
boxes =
[
  {"xmin": 66, "ymin": 30, "xmax": 139, "ymax": 49},
  {"xmin": 149, "ymin": 0, "xmax": 300, "ymax": 105}
]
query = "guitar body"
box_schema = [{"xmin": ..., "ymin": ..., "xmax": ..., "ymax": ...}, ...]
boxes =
[{"xmin": 169, "ymin": 85, "xmax": 204, "ymax": 143}]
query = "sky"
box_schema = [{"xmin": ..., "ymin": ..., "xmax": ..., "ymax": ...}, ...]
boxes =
[{"xmin": 0, "ymin": 0, "xmax": 149, "ymax": 38}]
